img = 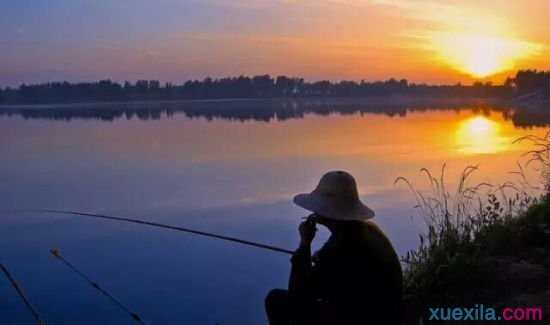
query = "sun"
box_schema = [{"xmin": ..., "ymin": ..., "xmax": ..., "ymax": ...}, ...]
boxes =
[{"xmin": 431, "ymin": 33, "xmax": 540, "ymax": 78}]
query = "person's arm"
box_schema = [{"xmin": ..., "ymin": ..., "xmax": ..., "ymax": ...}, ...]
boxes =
[{"xmin": 288, "ymin": 218, "xmax": 316, "ymax": 297}]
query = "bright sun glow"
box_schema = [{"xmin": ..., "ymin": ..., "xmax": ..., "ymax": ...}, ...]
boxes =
[
  {"xmin": 455, "ymin": 116, "xmax": 507, "ymax": 154},
  {"xmin": 432, "ymin": 33, "xmax": 541, "ymax": 77}
]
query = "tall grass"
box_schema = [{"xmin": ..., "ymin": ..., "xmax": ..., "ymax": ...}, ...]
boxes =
[
  {"xmin": 397, "ymin": 133, "xmax": 550, "ymax": 313},
  {"xmin": 514, "ymin": 130, "xmax": 550, "ymax": 196}
]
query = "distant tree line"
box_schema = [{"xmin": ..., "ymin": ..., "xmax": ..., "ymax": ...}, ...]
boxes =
[
  {"xmin": 1, "ymin": 70, "xmax": 548, "ymax": 105},
  {"xmin": 512, "ymin": 70, "xmax": 550, "ymax": 97}
]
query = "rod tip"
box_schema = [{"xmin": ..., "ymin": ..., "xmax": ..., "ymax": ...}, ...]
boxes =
[
  {"xmin": 131, "ymin": 313, "xmax": 144, "ymax": 323},
  {"xmin": 50, "ymin": 248, "xmax": 60, "ymax": 257}
]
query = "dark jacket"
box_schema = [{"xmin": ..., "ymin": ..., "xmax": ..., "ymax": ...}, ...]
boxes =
[{"xmin": 289, "ymin": 220, "xmax": 402, "ymax": 325}]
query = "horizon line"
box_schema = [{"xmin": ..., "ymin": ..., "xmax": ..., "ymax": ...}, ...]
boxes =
[{"xmin": 3, "ymin": 71, "xmax": 539, "ymax": 89}]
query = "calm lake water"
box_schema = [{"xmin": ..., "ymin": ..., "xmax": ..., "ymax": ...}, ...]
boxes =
[{"xmin": 1, "ymin": 100, "xmax": 548, "ymax": 324}]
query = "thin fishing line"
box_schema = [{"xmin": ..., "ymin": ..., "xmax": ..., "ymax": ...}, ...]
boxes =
[
  {"xmin": 0, "ymin": 263, "xmax": 46, "ymax": 325},
  {"xmin": 49, "ymin": 249, "xmax": 146, "ymax": 324},
  {"xmin": 21, "ymin": 209, "xmax": 294, "ymax": 255}
]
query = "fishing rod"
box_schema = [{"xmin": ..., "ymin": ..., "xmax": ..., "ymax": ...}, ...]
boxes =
[
  {"xmin": 0, "ymin": 263, "xmax": 46, "ymax": 325},
  {"xmin": 49, "ymin": 248, "xmax": 146, "ymax": 324},
  {"xmin": 24, "ymin": 209, "xmax": 294, "ymax": 255}
]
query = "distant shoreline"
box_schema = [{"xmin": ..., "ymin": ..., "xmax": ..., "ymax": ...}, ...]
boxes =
[
  {"xmin": 0, "ymin": 97, "xmax": 266, "ymax": 110},
  {"xmin": 3, "ymin": 70, "xmax": 549, "ymax": 110},
  {"xmin": 0, "ymin": 96, "xmax": 514, "ymax": 110}
]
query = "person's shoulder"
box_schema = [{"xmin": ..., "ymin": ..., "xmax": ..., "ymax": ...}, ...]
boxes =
[
  {"xmin": 359, "ymin": 221, "xmax": 396, "ymax": 252},
  {"xmin": 361, "ymin": 220, "xmax": 385, "ymax": 236},
  {"xmin": 363, "ymin": 220, "xmax": 379, "ymax": 229}
]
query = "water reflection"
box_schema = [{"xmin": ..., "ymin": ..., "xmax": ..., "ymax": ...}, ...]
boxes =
[
  {"xmin": 1, "ymin": 102, "xmax": 549, "ymax": 325},
  {"xmin": 455, "ymin": 116, "xmax": 508, "ymax": 154},
  {"xmin": 1, "ymin": 99, "xmax": 550, "ymax": 129}
]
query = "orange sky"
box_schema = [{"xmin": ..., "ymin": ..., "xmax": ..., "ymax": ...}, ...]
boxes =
[
  {"xmin": 212, "ymin": 0, "xmax": 550, "ymax": 84},
  {"xmin": 2, "ymin": 0, "xmax": 550, "ymax": 85}
]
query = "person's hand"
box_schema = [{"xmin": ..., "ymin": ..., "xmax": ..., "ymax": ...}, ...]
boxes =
[{"xmin": 298, "ymin": 214, "xmax": 317, "ymax": 245}]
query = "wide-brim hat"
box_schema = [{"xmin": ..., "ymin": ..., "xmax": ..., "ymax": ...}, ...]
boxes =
[{"xmin": 293, "ymin": 171, "xmax": 375, "ymax": 221}]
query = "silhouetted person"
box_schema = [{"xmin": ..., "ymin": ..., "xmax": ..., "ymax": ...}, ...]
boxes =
[{"xmin": 265, "ymin": 171, "xmax": 402, "ymax": 325}]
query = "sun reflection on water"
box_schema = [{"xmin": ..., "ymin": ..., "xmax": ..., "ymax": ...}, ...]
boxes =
[{"xmin": 455, "ymin": 116, "xmax": 508, "ymax": 154}]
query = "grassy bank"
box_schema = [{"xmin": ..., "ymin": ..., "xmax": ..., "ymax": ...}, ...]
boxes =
[
  {"xmin": 403, "ymin": 195, "xmax": 550, "ymax": 305},
  {"xmin": 398, "ymin": 158, "xmax": 550, "ymax": 322}
]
